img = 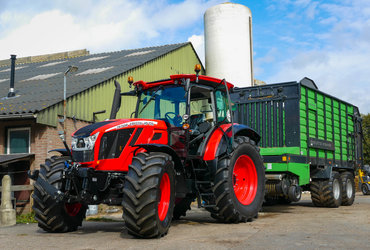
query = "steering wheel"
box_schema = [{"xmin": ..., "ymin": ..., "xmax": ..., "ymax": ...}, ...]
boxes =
[{"xmin": 165, "ymin": 112, "xmax": 182, "ymax": 126}]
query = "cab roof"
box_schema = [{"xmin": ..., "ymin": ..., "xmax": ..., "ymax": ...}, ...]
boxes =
[{"xmin": 133, "ymin": 74, "xmax": 234, "ymax": 90}]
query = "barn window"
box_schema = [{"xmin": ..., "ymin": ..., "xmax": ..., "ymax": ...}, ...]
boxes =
[{"xmin": 7, "ymin": 127, "xmax": 31, "ymax": 154}]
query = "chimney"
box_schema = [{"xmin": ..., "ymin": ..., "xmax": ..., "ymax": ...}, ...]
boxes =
[{"xmin": 7, "ymin": 54, "xmax": 16, "ymax": 98}]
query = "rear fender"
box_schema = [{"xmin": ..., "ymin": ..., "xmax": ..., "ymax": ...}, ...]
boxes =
[{"xmin": 203, "ymin": 124, "xmax": 260, "ymax": 161}]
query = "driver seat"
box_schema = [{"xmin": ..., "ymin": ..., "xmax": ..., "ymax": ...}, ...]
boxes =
[{"xmin": 189, "ymin": 114, "xmax": 205, "ymax": 130}]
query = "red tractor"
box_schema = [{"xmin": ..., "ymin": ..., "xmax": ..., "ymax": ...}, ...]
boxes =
[{"xmin": 30, "ymin": 66, "xmax": 265, "ymax": 238}]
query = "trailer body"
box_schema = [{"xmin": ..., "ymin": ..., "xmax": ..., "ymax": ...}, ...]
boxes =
[{"xmin": 231, "ymin": 78, "xmax": 363, "ymax": 204}]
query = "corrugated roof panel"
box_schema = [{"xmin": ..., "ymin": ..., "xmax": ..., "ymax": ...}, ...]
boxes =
[
  {"xmin": 23, "ymin": 72, "xmax": 62, "ymax": 81},
  {"xmin": 1, "ymin": 42, "xmax": 203, "ymax": 125},
  {"xmin": 80, "ymin": 56, "xmax": 109, "ymax": 62},
  {"xmin": 76, "ymin": 66, "xmax": 114, "ymax": 76}
]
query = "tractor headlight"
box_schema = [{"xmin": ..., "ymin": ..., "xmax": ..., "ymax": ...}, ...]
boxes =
[{"xmin": 71, "ymin": 132, "xmax": 99, "ymax": 151}]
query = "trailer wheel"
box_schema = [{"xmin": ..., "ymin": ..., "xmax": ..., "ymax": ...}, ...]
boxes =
[
  {"xmin": 211, "ymin": 136, "xmax": 264, "ymax": 223},
  {"xmin": 288, "ymin": 185, "xmax": 302, "ymax": 203},
  {"xmin": 341, "ymin": 172, "xmax": 355, "ymax": 206},
  {"xmin": 310, "ymin": 171, "xmax": 342, "ymax": 208},
  {"xmin": 122, "ymin": 152, "xmax": 175, "ymax": 238},
  {"xmin": 362, "ymin": 183, "xmax": 370, "ymax": 195},
  {"xmin": 32, "ymin": 157, "xmax": 86, "ymax": 232}
]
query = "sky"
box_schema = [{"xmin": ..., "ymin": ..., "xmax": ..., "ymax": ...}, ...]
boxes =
[{"xmin": 0, "ymin": 0, "xmax": 369, "ymax": 113}]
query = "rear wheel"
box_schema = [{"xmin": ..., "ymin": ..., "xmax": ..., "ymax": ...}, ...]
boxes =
[
  {"xmin": 122, "ymin": 152, "xmax": 175, "ymax": 238},
  {"xmin": 32, "ymin": 157, "xmax": 86, "ymax": 232},
  {"xmin": 341, "ymin": 172, "xmax": 355, "ymax": 206},
  {"xmin": 310, "ymin": 171, "xmax": 342, "ymax": 207},
  {"xmin": 211, "ymin": 136, "xmax": 265, "ymax": 223}
]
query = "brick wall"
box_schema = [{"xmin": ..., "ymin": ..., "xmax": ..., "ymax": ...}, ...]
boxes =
[{"xmin": 0, "ymin": 117, "xmax": 91, "ymax": 170}]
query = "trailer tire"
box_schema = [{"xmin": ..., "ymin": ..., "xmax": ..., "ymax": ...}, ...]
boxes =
[
  {"xmin": 211, "ymin": 136, "xmax": 265, "ymax": 223},
  {"xmin": 310, "ymin": 171, "xmax": 342, "ymax": 208},
  {"xmin": 122, "ymin": 152, "xmax": 175, "ymax": 238},
  {"xmin": 288, "ymin": 185, "xmax": 302, "ymax": 203},
  {"xmin": 362, "ymin": 183, "xmax": 370, "ymax": 195},
  {"xmin": 341, "ymin": 172, "xmax": 355, "ymax": 206},
  {"xmin": 32, "ymin": 157, "xmax": 86, "ymax": 232},
  {"xmin": 173, "ymin": 195, "xmax": 194, "ymax": 220}
]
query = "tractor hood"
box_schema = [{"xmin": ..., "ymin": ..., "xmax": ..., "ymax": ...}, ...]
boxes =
[{"xmin": 72, "ymin": 119, "xmax": 168, "ymax": 138}]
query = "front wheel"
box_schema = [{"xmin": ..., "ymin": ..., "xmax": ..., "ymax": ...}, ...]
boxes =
[
  {"xmin": 32, "ymin": 157, "xmax": 86, "ymax": 232},
  {"xmin": 212, "ymin": 136, "xmax": 265, "ymax": 223},
  {"xmin": 122, "ymin": 152, "xmax": 175, "ymax": 238}
]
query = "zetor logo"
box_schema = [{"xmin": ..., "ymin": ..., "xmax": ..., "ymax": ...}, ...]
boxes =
[{"xmin": 106, "ymin": 120, "xmax": 158, "ymax": 132}]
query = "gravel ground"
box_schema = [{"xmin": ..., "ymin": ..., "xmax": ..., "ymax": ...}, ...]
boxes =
[{"xmin": 0, "ymin": 193, "xmax": 369, "ymax": 250}]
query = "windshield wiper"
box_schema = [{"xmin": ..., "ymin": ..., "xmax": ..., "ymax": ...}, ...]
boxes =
[{"xmin": 138, "ymin": 86, "xmax": 163, "ymax": 115}]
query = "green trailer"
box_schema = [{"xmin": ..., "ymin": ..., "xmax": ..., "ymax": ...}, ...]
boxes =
[{"xmin": 231, "ymin": 78, "xmax": 363, "ymax": 207}]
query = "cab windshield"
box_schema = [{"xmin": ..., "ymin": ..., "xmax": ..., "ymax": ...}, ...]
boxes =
[{"xmin": 136, "ymin": 86, "xmax": 187, "ymax": 126}]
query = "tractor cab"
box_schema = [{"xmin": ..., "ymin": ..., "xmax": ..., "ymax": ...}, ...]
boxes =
[{"xmin": 115, "ymin": 72, "xmax": 235, "ymax": 160}]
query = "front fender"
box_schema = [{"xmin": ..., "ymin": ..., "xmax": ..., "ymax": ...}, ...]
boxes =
[
  {"xmin": 135, "ymin": 143, "xmax": 187, "ymax": 198},
  {"xmin": 134, "ymin": 144, "xmax": 183, "ymax": 172}
]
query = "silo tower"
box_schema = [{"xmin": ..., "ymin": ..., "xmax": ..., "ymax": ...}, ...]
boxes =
[{"xmin": 204, "ymin": 2, "xmax": 254, "ymax": 87}]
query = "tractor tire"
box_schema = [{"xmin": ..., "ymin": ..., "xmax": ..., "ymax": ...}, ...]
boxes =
[
  {"xmin": 32, "ymin": 157, "xmax": 87, "ymax": 232},
  {"xmin": 211, "ymin": 136, "xmax": 265, "ymax": 223},
  {"xmin": 173, "ymin": 195, "xmax": 194, "ymax": 220},
  {"xmin": 310, "ymin": 171, "xmax": 342, "ymax": 208},
  {"xmin": 362, "ymin": 183, "xmax": 370, "ymax": 195},
  {"xmin": 122, "ymin": 152, "xmax": 175, "ymax": 238},
  {"xmin": 341, "ymin": 172, "xmax": 355, "ymax": 206}
]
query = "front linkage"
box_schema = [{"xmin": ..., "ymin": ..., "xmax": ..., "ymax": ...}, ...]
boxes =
[{"xmin": 29, "ymin": 160, "xmax": 126, "ymax": 206}]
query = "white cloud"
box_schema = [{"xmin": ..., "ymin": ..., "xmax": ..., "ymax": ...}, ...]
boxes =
[{"xmin": 0, "ymin": 0, "xmax": 223, "ymax": 59}]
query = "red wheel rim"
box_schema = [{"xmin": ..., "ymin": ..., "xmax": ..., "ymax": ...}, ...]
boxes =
[
  {"xmin": 65, "ymin": 203, "xmax": 82, "ymax": 217},
  {"xmin": 233, "ymin": 155, "xmax": 258, "ymax": 205},
  {"xmin": 158, "ymin": 172, "xmax": 171, "ymax": 221}
]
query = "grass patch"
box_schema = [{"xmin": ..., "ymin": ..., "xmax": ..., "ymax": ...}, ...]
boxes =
[{"xmin": 16, "ymin": 211, "xmax": 37, "ymax": 224}]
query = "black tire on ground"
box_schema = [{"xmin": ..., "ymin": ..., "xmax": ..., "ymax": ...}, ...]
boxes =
[
  {"xmin": 32, "ymin": 157, "xmax": 87, "ymax": 232},
  {"xmin": 211, "ymin": 136, "xmax": 265, "ymax": 223},
  {"xmin": 341, "ymin": 172, "xmax": 355, "ymax": 206},
  {"xmin": 288, "ymin": 185, "xmax": 302, "ymax": 203},
  {"xmin": 173, "ymin": 195, "xmax": 195, "ymax": 220},
  {"xmin": 362, "ymin": 183, "xmax": 370, "ymax": 195},
  {"xmin": 310, "ymin": 171, "xmax": 342, "ymax": 208},
  {"xmin": 122, "ymin": 152, "xmax": 175, "ymax": 238}
]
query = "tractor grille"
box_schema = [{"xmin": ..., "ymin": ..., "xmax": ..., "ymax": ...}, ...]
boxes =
[
  {"xmin": 72, "ymin": 149, "xmax": 94, "ymax": 163},
  {"xmin": 98, "ymin": 128, "xmax": 134, "ymax": 160}
]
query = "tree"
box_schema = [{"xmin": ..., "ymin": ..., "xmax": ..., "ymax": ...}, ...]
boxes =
[{"xmin": 362, "ymin": 113, "xmax": 370, "ymax": 165}]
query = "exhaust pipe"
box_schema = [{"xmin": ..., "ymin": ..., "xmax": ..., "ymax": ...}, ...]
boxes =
[
  {"xmin": 7, "ymin": 55, "xmax": 16, "ymax": 98},
  {"xmin": 109, "ymin": 80, "xmax": 121, "ymax": 119}
]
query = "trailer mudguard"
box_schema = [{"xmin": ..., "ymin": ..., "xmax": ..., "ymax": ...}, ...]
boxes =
[{"xmin": 202, "ymin": 124, "xmax": 260, "ymax": 161}]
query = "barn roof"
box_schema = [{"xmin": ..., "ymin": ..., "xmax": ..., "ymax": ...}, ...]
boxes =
[{"xmin": 0, "ymin": 43, "xmax": 189, "ymax": 116}]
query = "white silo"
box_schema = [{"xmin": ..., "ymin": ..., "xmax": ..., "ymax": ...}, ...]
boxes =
[{"xmin": 204, "ymin": 3, "xmax": 254, "ymax": 87}]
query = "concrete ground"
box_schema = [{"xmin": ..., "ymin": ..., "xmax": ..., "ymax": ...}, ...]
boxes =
[{"xmin": 0, "ymin": 193, "xmax": 369, "ymax": 250}]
